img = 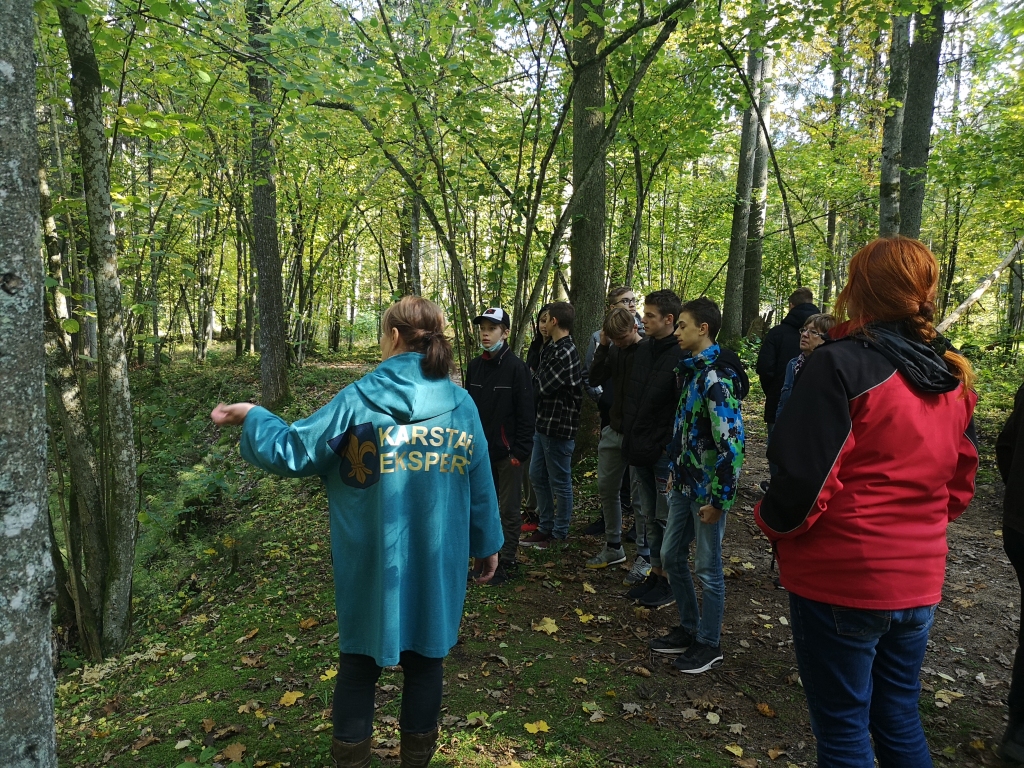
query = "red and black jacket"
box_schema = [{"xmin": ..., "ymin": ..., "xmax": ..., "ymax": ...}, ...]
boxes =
[{"xmin": 755, "ymin": 323, "xmax": 978, "ymax": 610}]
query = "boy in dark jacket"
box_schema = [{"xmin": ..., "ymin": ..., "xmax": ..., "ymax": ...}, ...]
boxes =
[
  {"xmin": 522, "ymin": 301, "xmax": 584, "ymax": 549},
  {"xmin": 755, "ymin": 287, "xmax": 819, "ymax": 481},
  {"xmin": 466, "ymin": 308, "xmax": 536, "ymax": 585},
  {"xmin": 998, "ymin": 382, "xmax": 1024, "ymax": 762}
]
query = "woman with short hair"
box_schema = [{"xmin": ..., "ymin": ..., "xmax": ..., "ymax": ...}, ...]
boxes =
[
  {"xmin": 212, "ymin": 296, "xmax": 502, "ymax": 768},
  {"xmin": 755, "ymin": 236, "xmax": 978, "ymax": 768}
]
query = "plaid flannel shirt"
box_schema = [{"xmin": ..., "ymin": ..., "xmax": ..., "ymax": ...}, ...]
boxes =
[{"xmin": 533, "ymin": 335, "xmax": 583, "ymax": 440}]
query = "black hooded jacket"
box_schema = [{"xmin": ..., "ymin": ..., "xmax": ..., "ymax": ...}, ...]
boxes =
[
  {"xmin": 621, "ymin": 333, "xmax": 684, "ymax": 466},
  {"xmin": 756, "ymin": 302, "xmax": 821, "ymax": 421},
  {"xmin": 998, "ymin": 382, "xmax": 1024, "ymax": 536},
  {"xmin": 466, "ymin": 342, "xmax": 536, "ymax": 462}
]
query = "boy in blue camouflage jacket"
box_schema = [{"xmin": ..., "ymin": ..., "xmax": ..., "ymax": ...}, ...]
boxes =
[{"xmin": 648, "ymin": 297, "xmax": 746, "ymax": 674}]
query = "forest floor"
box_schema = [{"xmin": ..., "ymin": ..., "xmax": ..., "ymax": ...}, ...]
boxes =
[{"xmin": 54, "ymin": 346, "xmax": 1021, "ymax": 768}]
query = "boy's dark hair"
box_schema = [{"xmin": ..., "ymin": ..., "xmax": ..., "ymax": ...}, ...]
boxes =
[
  {"xmin": 789, "ymin": 287, "xmax": 814, "ymax": 307},
  {"xmin": 680, "ymin": 297, "xmax": 722, "ymax": 342},
  {"xmin": 643, "ymin": 289, "xmax": 683, "ymax": 325},
  {"xmin": 546, "ymin": 301, "xmax": 575, "ymax": 334}
]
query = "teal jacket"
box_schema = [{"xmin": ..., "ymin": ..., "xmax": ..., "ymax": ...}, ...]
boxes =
[{"xmin": 239, "ymin": 352, "xmax": 502, "ymax": 666}]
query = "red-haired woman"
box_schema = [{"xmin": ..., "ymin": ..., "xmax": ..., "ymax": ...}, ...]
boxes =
[{"xmin": 755, "ymin": 237, "xmax": 978, "ymax": 768}]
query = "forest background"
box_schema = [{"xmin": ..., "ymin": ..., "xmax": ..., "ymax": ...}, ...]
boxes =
[{"xmin": 2, "ymin": 0, "xmax": 1024, "ymax": 763}]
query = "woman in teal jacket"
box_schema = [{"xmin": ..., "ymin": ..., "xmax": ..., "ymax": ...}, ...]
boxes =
[{"xmin": 211, "ymin": 296, "xmax": 503, "ymax": 768}]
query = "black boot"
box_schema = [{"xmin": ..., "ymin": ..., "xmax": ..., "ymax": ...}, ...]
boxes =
[
  {"xmin": 331, "ymin": 736, "xmax": 371, "ymax": 768},
  {"xmin": 400, "ymin": 727, "xmax": 439, "ymax": 767}
]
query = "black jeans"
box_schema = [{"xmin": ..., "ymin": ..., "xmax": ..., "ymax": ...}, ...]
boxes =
[
  {"xmin": 1005, "ymin": 526, "xmax": 1024, "ymax": 730},
  {"xmin": 332, "ymin": 651, "xmax": 444, "ymax": 742}
]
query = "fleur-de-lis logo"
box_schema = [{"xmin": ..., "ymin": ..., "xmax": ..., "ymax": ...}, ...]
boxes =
[
  {"xmin": 328, "ymin": 422, "xmax": 380, "ymax": 489},
  {"xmin": 344, "ymin": 433, "xmax": 377, "ymax": 484}
]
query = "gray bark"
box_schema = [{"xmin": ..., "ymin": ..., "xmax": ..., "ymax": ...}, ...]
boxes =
[
  {"xmin": 569, "ymin": 0, "xmax": 606, "ymax": 350},
  {"xmin": 0, "ymin": 0, "xmax": 58, "ymax": 762},
  {"xmin": 879, "ymin": 14, "xmax": 910, "ymax": 236},
  {"xmin": 742, "ymin": 53, "xmax": 772, "ymax": 336},
  {"xmin": 899, "ymin": 4, "xmax": 945, "ymax": 240},
  {"xmin": 937, "ymin": 237, "xmax": 1024, "ymax": 334},
  {"xmin": 722, "ymin": 48, "xmax": 763, "ymax": 343},
  {"xmin": 247, "ymin": 0, "xmax": 290, "ymax": 408},
  {"xmin": 57, "ymin": 2, "xmax": 139, "ymax": 656}
]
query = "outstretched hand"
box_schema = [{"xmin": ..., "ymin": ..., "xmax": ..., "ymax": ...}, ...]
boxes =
[
  {"xmin": 473, "ymin": 553, "xmax": 499, "ymax": 584},
  {"xmin": 211, "ymin": 402, "xmax": 255, "ymax": 426}
]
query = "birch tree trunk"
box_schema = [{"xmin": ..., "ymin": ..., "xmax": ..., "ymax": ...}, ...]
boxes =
[
  {"xmin": 879, "ymin": 13, "xmax": 910, "ymax": 236},
  {"xmin": 57, "ymin": 2, "xmax": 139, "ymax": 656},
  {"xmin": 247, "ymin": 0, "xmax": 290, "ymax": 408},
  {"xmin": 0, "ymin": 0, "xmax": 58, "ymax": 761},
  {"xmin": 742, "ymin": 53, "xmax": 772, "ymax": 336},
  {"xmin": 722, "ymin": 47, "xmax": 763, "ymax": 344},
  {"xmin": 899, "ymin": 4, "xmax": 945, "ymax": 240}
]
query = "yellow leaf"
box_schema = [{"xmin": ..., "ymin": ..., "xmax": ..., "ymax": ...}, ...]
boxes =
[
  {"xmin": 235, "ymin": 628, "xmax": 258, "ymax": 644},
  {"xmin": 573, "ymin": 677, "xmax": 588, "ymax": 684},
  {"xmin": 523, "ymin": 720, "xmax": 550, "ymax": 733},
  {"xmin": 532, "ymin": 617, "xmax": 559, "ymax": 635},
  {"xmin": 970, "ymin": 739, "xmax": 986, "ymax": 750},
  {"xmin": 742, "ymin": 562, "xmax": 755, "ymax": 570},
  {"xmin": 299, "ymin": 617, "xmax": 319, "ymax": 631},
  {"xmin": 767, "ymin": 746, "xmax": 788, "ymax": 759},
  {"xmin": 757, "ymin": 702, "xmax": 777, "ymax": 717},
  {"xmin": 220, "ymin": 742, "xmax": 247, "ymax": 763},
  {"xmin": 204, "ymin": 548, "xmax": 217, "ymax": 555},
  {"xmin": 706, "ymin": 712, "xmax": 720, "ymax": 724},
  {"xmin": 582, "ymin": 582, "xmax": 596, "ymax": 594},
  {"xmin": 279, "ymin": 691, "xmax": 304, "ymax": 706},
  {"xmin": 725, "ymin": 743, "xmax": 744, "ymax": 757},
  {"xmin": 320, "ymin": 668, "xmax": 338, "ymax": 681},
  {"xmin": 730, "ymin": 556, "xmax": 742, "ymax": 563},
  {"xmin": 577, "ymin": 612, "xmax": 594, "ymax": 623}
]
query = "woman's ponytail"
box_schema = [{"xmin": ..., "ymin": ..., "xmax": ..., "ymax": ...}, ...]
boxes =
[{"xmin": 381, "ymin": 297, "xmax": 455, "ymax": 379}]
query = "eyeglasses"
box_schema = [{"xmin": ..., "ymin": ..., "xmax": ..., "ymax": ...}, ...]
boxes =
[
  {"xmin": 614, "ymin": 297, "xmax": 637, "ymax": 307},
  {"xmin": 800, "ymin": 328, "xmax": 826, "ymax": 339}
]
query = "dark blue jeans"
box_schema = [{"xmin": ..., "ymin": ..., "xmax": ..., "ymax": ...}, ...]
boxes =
[
  {"xmin": 530, "ymin": 432, "xmax": 575, "ymax": 539},
  {"xmin": 789, "ymin": 593, "xmax": 936, "ymax": 768}
]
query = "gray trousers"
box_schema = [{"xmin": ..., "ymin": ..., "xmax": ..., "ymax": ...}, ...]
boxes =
[{"xmin": 492, "ymin": 457, "xmax": 524, "ymax": 563}]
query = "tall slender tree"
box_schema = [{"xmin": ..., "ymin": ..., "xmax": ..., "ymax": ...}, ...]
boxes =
[
  {"xmin": 742, "ymin": 53, "xmax": 773, "ymax": 335},
  {"xmin": 879, "ymin": 13, "xmax": 910, "ymax": 235},
  {"xmin": 0, "ymin": 0, "xmax": 57, "ymax": 763}
]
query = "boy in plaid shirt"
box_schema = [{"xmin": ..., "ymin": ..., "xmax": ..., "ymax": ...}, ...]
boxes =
[{"xmin": 521, "ymin": 301, "xmax": 583, "ymax": 549}]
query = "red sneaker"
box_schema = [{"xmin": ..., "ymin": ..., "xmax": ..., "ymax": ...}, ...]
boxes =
[{"xmin": 521, "ymin": 511, "xmax": 539, "ymax": 532}]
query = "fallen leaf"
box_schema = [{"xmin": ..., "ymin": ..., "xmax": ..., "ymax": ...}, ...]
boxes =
[
  {"xmin": 779, "ymin": 616, "xmax": 789, "ymax": 626},
  {"xmin": 279, "ymin": 691, "xmax": 304, "ymax": 706},
  {"xmin": 582, "ymin": 702, "xmax": 601, "ymax": 713},
  {"xmin": 622, "ymin": 703, "xmax": 642, "ymax": 714},
  {"xmin": 574, "ymin": 608, "xmax": 595, "ymax": 623},
  {"xmin": 220, "ymin": 742, "xmax": 246, "ymax": 763},
  {"xmin": 202, "ymin": 718, "xmax": 215, "ymax": 733},
  {"xmin": 524, "ymin": 720, "xmax": 550, "ymax": 733},
  {"xmin": 742, "ymin": 562, "xmax": 755, "ymax": 570},
  {"xmin": 212, "ymin": 724, "xmax": 243, "ymax": 740},
  {"xmin": 728, "ymin": 722, "xmax": 745, "ymax": 734},
  {"xmin": 589, "ymin": 710, "xmax": 606, "ymax": 722},
  {"xmin": 465, "ymin": 711, "xmax": 490, "ymax": 727},
  {"xmin": 234, "ymin": 628, "xmax": 258, "ymax": 644},
  {"xmin": 182, "ymin": 653, "xmax": 197, "ymax": 663},
  {"xmin": 532, "ymin": 617, "xmax": 559, "ymax": 635},
  {"xmin": 573, "ymin": 677, "xmax": 588, "ymax": 684},
  {"xmin": 934, "ymin": 689, "xmax": 964, "ymax": 708},
  {"xmin": 628, "ymin": 665, "xmax": 651, "ymax": 678},
  {"xmin": 757, "ymin": 702, "xmax": 776, "ymax": 717},
  {"xmin": 971, "ymin": 739, "xmax": 986, "ymax": 750},
  {"xmin": 132, "ymin": 733, "xmax": 159, "ymax": 750},
  {"xmin": 583, "ymin": 582, "xmax": 597, "ymax": 594},
  {"xmin": 237, "ymin": 701, "xmax": 258, "ymax": 714},
  {"xmin": 320, "ymin": 668, "xmax": 338, "ymax": 681},
  {"xmin": 706, "ymin": 712, "xmax": 721, "ymax": 724},
  {"xmin": 725, "ymin": 743, "xmax": 744, "ymax": 757},
  {"xmin": 768, "ymin": 746, "xmax": 788, "ymax": 759},
  {"xmin": 681, "ymin": 708, "xmax": 699, "ymax": 721},
  {"xmin": 299, "ymin": 617, "xmax": 319, "ymax": 631},
  {"xmin": 174, "ymin": 739, "xmax": 191, "ymax": 750}
]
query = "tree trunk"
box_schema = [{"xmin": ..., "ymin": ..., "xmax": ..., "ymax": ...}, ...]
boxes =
[
  {"xmin": 742, "ymin": 53, "xmax": 772, "ymax": 336},
  {"xmin": 937, "ymin": 237, "xmax": 1024, "ymax": 334},
  {"xmin": 722, "ymin": 47, "xmax": 763, "ymax": 344},
  {"xmin": 398, "ymin": 195, "xmax": 422, "ymax": 296},
  {"xmin": 0, "ymin": 0, "xmax": 58, "ymax": 762},
  {"xmin": 899, "ymin": 4, "xmax": 945, "ymax": 240},
  {"xmin": 57, "ymin": 1, "xmax": 139, "ymax": 657},
  {"xmin": 247, "ymin": 0, "xmax": 290, "ymax": 408},
  {"xmin": 879, "ymin": 13, "xmax": 910, "ymax": 236},
  {"xmin": 569, "ymin": 0, "xmax": 606, "ymax": 347}
]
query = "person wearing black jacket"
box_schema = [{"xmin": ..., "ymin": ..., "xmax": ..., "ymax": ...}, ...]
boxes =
[
  {"xmin": 998, "ymin": 382, "xmax": 1024, "ymax": 762},
  {"xmin": 755, "ymin": 288, "xmax": 820, "ymax": 479},
  {"xmin": 620, "ymin": 289, "xmax": 685, "ymax": 608},
  {"xmin": 466, "ymin": 308, "xmax": 535, "ymax": 586}
]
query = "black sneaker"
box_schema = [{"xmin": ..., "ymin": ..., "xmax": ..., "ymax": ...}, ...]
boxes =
[
  {"xmin": 626, "ymin": 571, "xmax": 660, "ymax": 601},
  {"xmin": 582, "ymin": 517, "xmax": 606, "ymax": 536},
  {"xmin": 638, "ymin": 575, "xmax": 676, "ymax": 609},
  {"xmin": 1000, "ymin": 723, "xmax": 1024, "ymax": 763},
  {"xmin": 672, "ymin": 641, "xmax": 723, "ymax": 674},
  {"xmin": 648, "ymin": 626, "xmax": 695, "ymax": 654},
  {"xmin": 487, "ymin": 561, "xmax": 517, "ymax": 587}
]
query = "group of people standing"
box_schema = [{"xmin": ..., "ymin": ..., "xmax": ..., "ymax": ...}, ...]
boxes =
[{"xmin": 213, "ymin": 235, "xmax": 1000, "ymax": 768}]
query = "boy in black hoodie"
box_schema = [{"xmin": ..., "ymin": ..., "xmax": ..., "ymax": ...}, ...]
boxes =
[{"xmin": 466, "ymin": 308, "xmax": 535, "ymax": 585}]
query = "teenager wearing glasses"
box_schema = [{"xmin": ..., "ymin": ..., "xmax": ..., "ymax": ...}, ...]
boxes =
[{"xmin": 774, "ymin": 314, "xmax": 837, "ymax": 420}]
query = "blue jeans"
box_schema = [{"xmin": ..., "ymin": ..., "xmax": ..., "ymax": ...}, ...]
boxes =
[
  {"xmin": 789, "ymin": 593, "xmax": 937, "ymax": 768},
  {"xmin": 530, "ymin": 432, "xmax": 574, "ymax": 539},
  {"xmin": 632, "ymin": 453, "xmax": 669, "ymax": 567},
  {"xmin": 663, "ymin": 490, "xmax": 727, "ymax": 647}
]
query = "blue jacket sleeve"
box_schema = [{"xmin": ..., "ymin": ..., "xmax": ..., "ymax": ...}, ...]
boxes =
[
  {"xmin": 466, "ymin": 408, "xmax": 503, "ymax": 558},
  {"xmin": 240, "ymin": 406, "xmax": 329, "ymax": 478},
  {"xmin": 705, "ymin": 375, "xmax": 745, "ymax": 512}
]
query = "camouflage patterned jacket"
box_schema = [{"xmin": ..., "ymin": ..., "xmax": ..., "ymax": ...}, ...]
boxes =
[{"xmin": 666, "ymin": 344, "xmax": 745, "ymax": 512}]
